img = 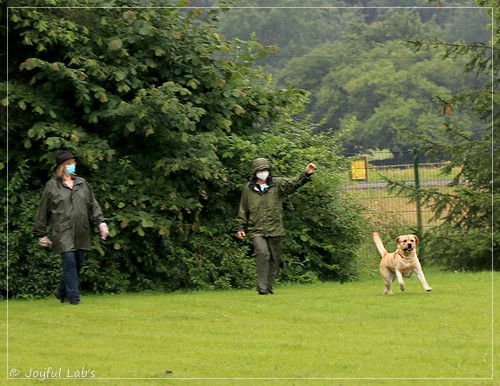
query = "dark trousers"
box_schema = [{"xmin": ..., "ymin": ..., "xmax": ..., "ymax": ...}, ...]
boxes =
[
  {"xmin": 252, "ymin": 236, "xmax": 283, "ymax": 293},
  {"xmin": 56, "ymin": 250, "xmax": 86, "ymax": 302}
]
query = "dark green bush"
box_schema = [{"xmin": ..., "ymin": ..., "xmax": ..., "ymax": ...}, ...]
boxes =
[{"xmin": 2, "ymin": 2, "xmax": 366, "ymax": 298}]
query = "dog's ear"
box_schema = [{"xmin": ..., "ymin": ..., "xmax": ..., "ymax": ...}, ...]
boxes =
[
  {"xmin": 396, "ymin": 236, "xmax": 401, "ymax": 243},
  {"xmin": 414, "ymin": 235, "xmax": 419, "ymax": 244}
]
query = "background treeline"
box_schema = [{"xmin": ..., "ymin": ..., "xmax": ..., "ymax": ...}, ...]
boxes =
[
  {"xmin": 213, "ymin": 0, "xmax": 490, "ymax": 155},
  {"xmin": 2, "ymin": 0, "xmax": 497, "ymax": 298}
]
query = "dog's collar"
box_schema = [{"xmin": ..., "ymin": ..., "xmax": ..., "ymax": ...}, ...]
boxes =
[{"xmin": 397, "ymin": 250, "xmax": 411, "ymax": 259}]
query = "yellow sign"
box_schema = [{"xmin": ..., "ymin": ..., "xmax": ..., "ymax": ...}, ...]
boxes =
[{"xmin": 351, "ymin": 158, "xmax": 368, "ymax": 180}]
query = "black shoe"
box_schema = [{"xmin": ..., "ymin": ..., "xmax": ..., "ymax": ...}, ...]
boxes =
[
  {"xmin": 267, "ymin": 288, "xmax": 274, "ymax": 295},
  {"xmin": 53, "ymin": 291, "xmax": 67, "ymax": 303},
  {"xmin": 69, "ymin": 300, "xmax": 80, "ymax": 305},
  {"xmin": 258, "ymin": 290, "xmax": 267, "ymax": 295}
]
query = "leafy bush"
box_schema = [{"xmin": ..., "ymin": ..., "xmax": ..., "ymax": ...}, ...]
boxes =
[
  {"xmin": 2, "ymin": 2, "xmax": 366, "ymax": 298},
  {"xmin": 424, "ymin": 226, "xmax": 497, "ymax": 271}
]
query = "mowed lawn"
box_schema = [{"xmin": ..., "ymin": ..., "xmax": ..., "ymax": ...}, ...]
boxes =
[{"xmin": 2, "ymin": 268, "xmax": 498, "ymax": 385}]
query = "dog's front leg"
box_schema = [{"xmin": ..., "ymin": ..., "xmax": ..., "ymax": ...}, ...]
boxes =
[
  {"xmin": 395, "ymin": 269, "xmax": 406, "ymax": 291},
  {"xmin": 415, "ymin": 269, "xmax": 432, "ymax": 292}
]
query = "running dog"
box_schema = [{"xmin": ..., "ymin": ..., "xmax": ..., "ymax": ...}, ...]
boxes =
[{"xmin": 373, "ymin": 232, "xmax": 432, "ymax": 294}]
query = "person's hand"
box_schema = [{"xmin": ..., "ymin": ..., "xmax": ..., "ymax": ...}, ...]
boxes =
[
  {"xmin": 306, "ymin": 163, "xmax": 317, "ymax": 174},
  {"xmin": 99, "ymin": 223, "xmax": 109, "ymax": 240},
  {"xmin": 237, "ymin": 230, "xmax": 246, "ymax": 240},
  {"xmin": 38, "ymin": 236, "xmax": 52, "ymax": 248}
]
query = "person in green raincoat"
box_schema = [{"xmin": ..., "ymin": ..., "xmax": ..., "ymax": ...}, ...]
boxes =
[
  {"xmin": 34, "ymin": 151, "xmax": 109, "ymax": 304},
  {"xmin": 236, "ymin": 158, "xmax": 316, "ymax": 295}
]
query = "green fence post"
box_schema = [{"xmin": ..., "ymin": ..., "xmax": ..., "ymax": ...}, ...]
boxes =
[{"xmin": 413, "ymin": 149, "xmax": 424, "ymax": 261}]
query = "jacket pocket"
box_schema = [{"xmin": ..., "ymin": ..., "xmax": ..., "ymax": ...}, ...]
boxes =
[{"xmin": 53, "ymin": 220, "xmax": 72, "ymax": 234}]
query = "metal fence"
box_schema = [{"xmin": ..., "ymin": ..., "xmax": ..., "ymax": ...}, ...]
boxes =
[{"xmin": 342, "ymin": 151, "xmax": 456, "ymax": 233}]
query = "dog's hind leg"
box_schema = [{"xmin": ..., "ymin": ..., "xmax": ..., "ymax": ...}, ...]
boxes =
[{"xmin": 381, "ymin": 269, "xmax": 394, "ymax": 295}]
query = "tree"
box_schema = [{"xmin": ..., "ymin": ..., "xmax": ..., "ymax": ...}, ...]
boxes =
[
  {"xmin": 386, "ymin": 0, "xmax": 499, "ymax": 270},
  {"xmin": 215, "ymin": 0, "xmax": 348, "ymax": 73},
  {"xmin": 284, "ymin": 7, "xmax": 489, "ymax": 153},
  {"xmin": 1, "ymin": 0, "xmax": 366, "ymax": 298}
]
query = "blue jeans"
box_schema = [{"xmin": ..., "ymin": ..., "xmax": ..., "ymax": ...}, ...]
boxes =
[{"xmin": 56, "ymin": 250, "xmax": 86, "ymax": 303}]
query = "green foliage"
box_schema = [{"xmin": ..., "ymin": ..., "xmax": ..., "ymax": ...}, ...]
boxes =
[
  {"xmin": 214, "ymin": 0, "xmax": 347, "ymax": 73},
  {"xmin": 283, "ymin": 191, "xmax": 367, "ymax": 284},
  {"xmin": 385, "ymin": 0, "xmax": 499, "ymax": 270},
  {"xmin": 3, "ymin": 161, "xmax": 59, "ymax": 299},
  {"xmin": 2, "ymin": 1, "xmax": 366, "ymax": 298},
  {"xmin": 280, "ymin": 37, "xmax": 486, "ymax": 154},
  {"xmin": 425, "ymin": 225, "xmax": 497, "ymax": 271},
  {"xmin": 237, "ymin": 4, "xmax": 490, "ymax": 155}
]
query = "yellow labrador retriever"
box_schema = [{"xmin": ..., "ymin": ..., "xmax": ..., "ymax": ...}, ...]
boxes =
[{"xmin": 373, "ymin": 232, "xmax": 432, "ymax": 294}]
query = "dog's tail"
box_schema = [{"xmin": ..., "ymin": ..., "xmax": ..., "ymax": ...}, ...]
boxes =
[{"xmin": 373, "ymin": 232, "xmax": 388, "ymax": 257}]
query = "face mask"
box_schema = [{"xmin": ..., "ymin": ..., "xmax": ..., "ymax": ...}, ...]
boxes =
[
  {"xmin": 256, "ymin": 171, "xmax": 269, "ymax": 181},
  {"xmin": 65, "ymin": 164, "xmax": 76, "ymax": 175}
]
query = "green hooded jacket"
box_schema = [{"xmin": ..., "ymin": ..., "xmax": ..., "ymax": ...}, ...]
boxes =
[
  {"xmin": 34, "ymin": 176, "xmax": 106, "ymax": 253},
  {"xmin": 236, "ymin": 158, "xmax": 312, "ymax": 238}
]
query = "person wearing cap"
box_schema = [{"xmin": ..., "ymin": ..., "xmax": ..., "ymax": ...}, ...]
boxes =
[
  {"xmin": 34, "ymin": 151, "xmax": 109, "ymax": 305},
  {"xmin": 236, "ymin": 158, "xmax": 316, "ymax": 295}
]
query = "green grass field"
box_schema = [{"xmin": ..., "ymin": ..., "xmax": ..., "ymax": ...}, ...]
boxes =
[{"xmin": 2, "ymin": 268, "xmax": 498, "ymax": 385}]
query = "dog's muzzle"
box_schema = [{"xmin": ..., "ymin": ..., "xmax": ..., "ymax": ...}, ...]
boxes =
[{"xmin": 404, "ymin": 244, "xmax": 413, "ymax": 252}]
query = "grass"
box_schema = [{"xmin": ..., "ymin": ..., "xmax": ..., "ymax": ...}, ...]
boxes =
[
  {"xmin": 363, "ymin": 164, "xmax": 461, "ymax": 183},
  {"xmin": 2, "ymin": 268, "xmax": 498, "ymax": 385}
]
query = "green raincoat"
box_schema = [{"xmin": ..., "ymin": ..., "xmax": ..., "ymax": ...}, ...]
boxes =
[
  {"xmin": 34, "ymin": 176, "xmax": 106, "ymax": 253},
  {"xmin": 236, "ymin": 158, "xmax": 312, "ymax": 238}
]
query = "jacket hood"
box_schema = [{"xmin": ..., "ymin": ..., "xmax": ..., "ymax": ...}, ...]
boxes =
[{"xmin": 252, "ymin": 158, "xmax": 270, "ymax": 174}]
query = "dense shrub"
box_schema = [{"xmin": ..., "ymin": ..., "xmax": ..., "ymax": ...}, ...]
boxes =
[{"xmin": 1, "ymin": 2, "xmax": 366, "ymax": 298}]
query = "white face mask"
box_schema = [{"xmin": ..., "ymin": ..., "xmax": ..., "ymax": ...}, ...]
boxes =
[{"xmin": 256, "ymin": 171, "xmax": 269, "ymax": 181}]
